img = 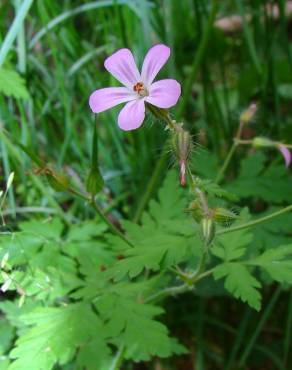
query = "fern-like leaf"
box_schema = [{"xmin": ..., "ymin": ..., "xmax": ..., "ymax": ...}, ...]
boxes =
[
  {"xmin": 9, "ymin": 303, "xmax": 109, "ymax": 370},
  {"xmin": 0, "ymin": 68, "xmax": 29, "ymax": 100},
  {"xmin": 213, "ymin": 263, "xmax": 261, "ymax": 310}
]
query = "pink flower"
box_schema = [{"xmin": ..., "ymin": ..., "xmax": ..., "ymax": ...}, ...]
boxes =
[
  {"xmin": 278, "ymin": 144, "xmax": 291, "ymax": 167},
  {"xmin": 89, "ymin": 44, "xmax": 181, "ymax": 131}
]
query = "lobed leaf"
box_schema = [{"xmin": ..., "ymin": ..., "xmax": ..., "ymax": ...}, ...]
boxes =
[
  {"xmin": 248, "ymin": 244, "xmax": 292, "ymax": 284},
  {"xmin": 9, "ymin": 303, "xmax": 109, "ymax": 370},
  {"xmin": 213, "ymin": 263, "xmax": 261, "ymax": 310},
  {"xmin": 96, "ymin": 294, "xmax": 186, "ymax": 361},
  {"xmin": 0, "ymin": 68, "xmax": 29, "ymax": 100}
]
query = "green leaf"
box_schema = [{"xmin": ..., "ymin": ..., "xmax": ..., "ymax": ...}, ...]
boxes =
[
  {"xmin": 191, "ymin": 150, "xmax": 219, "ymax": 179},
  {"xmin": 0, "ymin": 299, "xmax": 39, "ymax": 333},
  {"xmin": 226, "ymin": 153, "xmax": 292, "ymax": 203},
  {"xmin": 76, "ymin": 337, "xmax": 110, "ymax": 370},
  {"xmin": 66, "ymin": 219, "xmax": 107, "ymax": 241},
  {"xmin": 248, "ymin": 245, "xmax": 292, "ymax": 284},
  {"xmin": 212, "ymin": 208, "xmax": 252, "ymax": 261},
  {"xmin": 9, "ymin": 303, "xmax": 109, "ymax": 370},
  {"xmin": 106, "ymin": 171, "xmax": 196, "ymax": 280},
  {"xmin": 0, "ymin": 68, "xmax": 29, "ymax": 100},
  {"xmin": 107, "ymin": 232, "xmax": 192, "ymax": 280},
  {"xmin": 214, "ymin": 263, "xmax": 261, "ymax": 310},
  {"xmin": 146, "ymin": 170, "xmax": 186, "ymax": 222},
  {"xmin": 0, "ymin": 319, "xmax": 14, "ymax": 355},
  {"xmin": 200, "ymin": 180, "xmax": 238, "ymax": 201},
  {"xmin": 253, "ymin": 207, "xmax": 292, "ymax": 249},
  {"xmin": 96, "ymin": 295, "xmax": 185, "ymax": 361},
  {"xmin": 19, "ymin": 218, "xmax": 63, "ymax": 240}
]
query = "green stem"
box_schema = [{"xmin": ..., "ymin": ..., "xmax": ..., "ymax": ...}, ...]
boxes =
[
  {"xmin": 217, "ymin": 204, "xmax": 292, "ymax": 235},
  {"xmin": 195, "ymin": 251, "xmax": 207, "ymax": 276},
  {"xmin": 189, "ymin": 267, "xmax": 215, "ymax": 285},
  {"xmin": 195, "ymin": 188, "xmax": 209, "ymax": 216},
  {"xmin": 68, "ymin": 187, "xmax": 134, "ymax": 248},
  {"xmin": 145, "ymin": 284, "xmax": 193, "ymax": 303},
  {"xmin": 186, "ymin": 165, "xmax": 195, "ymax": 190},
  {"xmin": 215, "ymin": 142, "xmax": 237, "ymax": 184},
  {"xmin": 236, "ymin": 139, "xmax": 253, "ymax": 145},
  {"xmin": 146, "ymin": 268, "xmax": 215, "ymax": 304},
  {"xmin": 146, "ymin": 104, "xmax": 175, "ymax": 130},
  {"xmin": 90, "ymin": 196, "xmax": 134, "ymax": 247},
  {"xmin": 186, "ymin": 165, "xmax": 209, "ymax": 216},
  {"xmin": 109, "ymin": 344, "xmax": 125, "ymax": 370},
  {"xmin": 215, "ymin": 116, "xmax": 247, "ymax": 184}
]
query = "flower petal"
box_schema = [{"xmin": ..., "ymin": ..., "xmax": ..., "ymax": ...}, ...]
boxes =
[
  {"xmin": 146, "ymin": 79, "xmax": 181, "ymax": 108},
  {"xmin": 278, "ymin": 145, "xmax": 291, "ymax": 167},
  {"xmin": 141, "ymin": 44, "xmax": 170, "ymax": 85},
  {"xmin": 104, "ymin": 48, "xmax": 141, "ymax": 89},
  {"xmin": 118, "ymin": 99, "xmax": 145, "ymax": 131},
  {"xmin": 89, "ymin": 87, "xmax": 135, "ymax": 113}
]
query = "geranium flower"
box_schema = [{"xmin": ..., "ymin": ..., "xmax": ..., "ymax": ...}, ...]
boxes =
[
  {"xmin": 278, "ymin": 144, "xmax": 291, "ymax": 167},
  {"xmin": 89, "ymin": 44, "xmax": 181, "ymax": 131}
]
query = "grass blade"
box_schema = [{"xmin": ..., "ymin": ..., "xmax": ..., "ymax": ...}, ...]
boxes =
[{"xmin": 0, "ymin": 0, "xmax": 34, "ymax": 67}]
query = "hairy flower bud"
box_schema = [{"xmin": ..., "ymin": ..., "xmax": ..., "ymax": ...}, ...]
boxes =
[
  {"xmin": 188, "ymin": 200, "xmax": 204, "ymax": 222},
  {"xmin": 240, "ymin": 102, "xmax": 257, "ymax": 124},
  {"xmin": 200, "ymin": 217, "xmax": 215, "ymax": 248},
  {"xmin": 212, "ymin": 208, "xmax": 237, "ymax": 224},
  {"xmin": 171, "ymin": 127, "xmax": 192, "ymax": 186}
]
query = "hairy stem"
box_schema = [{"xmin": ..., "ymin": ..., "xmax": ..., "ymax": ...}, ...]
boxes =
[
  {"xmin": 217, "ymin": 204, "xmax": 292, "ymax": 235},
  {"xmin": 145, "ymin": 284, "xmax": 194, "ymax": 303},
  {"xmin": 193, "ymin": 250, "xmax": 208, "ymax": 277},
  {"xmin": 146, "ymin": 267, "xmax": 215, "ymax": 304}
]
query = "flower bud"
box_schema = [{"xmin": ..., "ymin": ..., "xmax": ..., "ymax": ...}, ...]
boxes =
[
  {"xmin": 212, "ymin": 208, "xmax": 237, "ymax": 224},
  {"xmin": 86, "ymin": 168, "xmax": 104, "ymax": 195},
  {"xmin": 200, "ymin": 217, "xmax": 215, "ymax": 248},
  {"xmin": 240, "ymin": 102, "xmax": 257, "ymax": 124},
  {"xmin": 46, "ymin": 171, "xmax": 70, "ymax": 192},
  {"xmin": 252, "ymin": 138, "xmax": 291, "ymax": 168},
  {"xmin": 171, "ymin": 127, "xmax": 192, "ymax": 186},
  {"xmin": 188, "ymin": 200, "xmax": 204, "ymax": 222},
  {"xmin": 252, "ymin": 137, "xmax": 274, "ymax": 148}
]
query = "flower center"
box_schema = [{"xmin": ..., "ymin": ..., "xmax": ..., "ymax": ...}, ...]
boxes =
[{"xmin": 133, "ymin": 82, "xmax": 148, "ymax": 97}]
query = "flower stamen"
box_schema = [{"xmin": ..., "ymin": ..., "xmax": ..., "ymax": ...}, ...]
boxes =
[{"xmin": 133, "ymin": 82, "xmax": 148, "ymax": 97}]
